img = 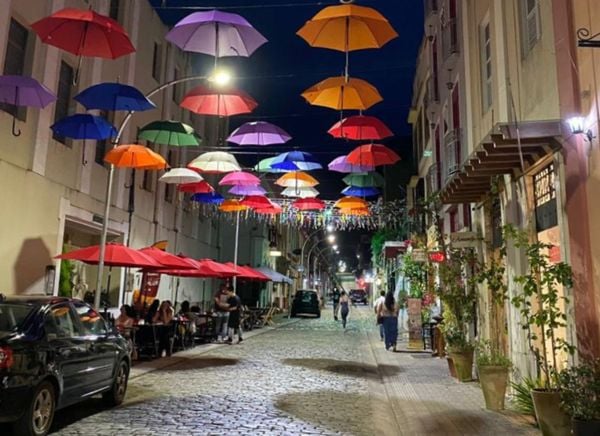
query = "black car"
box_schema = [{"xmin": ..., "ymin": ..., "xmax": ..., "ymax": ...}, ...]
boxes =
[
  {"xmin": 290, "ymin": 290, "xmax": 321, "ymax": 318},
  {"xmin": 350, "ymin": 289, "xmax": 368, "ymax": 305},
  {"xmin": 0, "ymin": 295, "xmax": 131, "ymax": 436}
]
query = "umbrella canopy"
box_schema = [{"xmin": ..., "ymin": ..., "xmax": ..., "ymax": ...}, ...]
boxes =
[
  {"xmin": 178, "ymin": 180, "xmax": 214, "ymax": 194},
  {"xmin": 270, "ymin": 151, "xmax": 322, "ymax": 171},
  {"xmin": 166, "ymin": 10, "xmax": 267, "ymax": 57},
  {"xmin": 31, "ymin": 8, "xmax": 135, "ymax": 59},
  {"xmin": 227, "ymin": 121, "xmax": 291, "ymax": 146},
  {"xmin": 74, "ymin": 82, "xmax": 155, "ymax": 112},
  {"xmin": 0, "ymin": 75, "xmax": 56, "ymax": 108},
  {"xmin": 219, "ymin": 171, "xmax": 261, "ymax": 186},
  {"xmin": 292, "ymin": 198, "xmax": 326, "ymax": 211},
  {"xmin": 342, "ymin": 171, "xmax": 385, "ymax": 187},
  {"xmin": 342, "ymin": 186, "xmax": 380, "ymax": 197},
  {"xmin": 297, "ymin": 4, "xmax": 398, "ymax": 52},
  {"xmin": 302, "ymin": 76, "xmax": 382, "ymax": 111},
  {"xmin": 228, "ymin": 185, "xmax": 266, "ymax": 196},
  {"xmin": 225, "ymin": 263, "xmax": 270, "ymax": 281},
  {"xmin": 254, "ymin": 157, "xmax": 287, "ymax": 173},
  {"xmin": 219, "ymin": 199, "xmax": 248, "ymax": 212},
  {"xmin": 334, "ymin": 196, "xmax": 369, "ymax": 209},
  {"xmin": 156, "ymin": 256, "xmax": 224, "ymax": 278},
  {"xmin": 255, "ymin": 266, "xmax": 293, "ymax": 284},
  {"xmin": 55, "ymin": 242, "xmax": 161, "ymax": 268},
  {"xmin": 240, "ymin": 195, "xmax": 272, "ymax": 209},
  {"xmin": 104, "ymin": 144, "xmax": 167, "ymax": 169},
  {"xmin": 192, "ymin": 192, "xmax": 224, "ymax": 204},
  {"xmin": 328, "ymin": 115, "xmax": 393, "ymax": 140},
  {"xmin": 138, "ymin": 247, "xmax": 196, "ymax": 269},
  {"xmin": 255, "ymin": 204, "xmax": 283, "ymax": 215},
  {"xmin": 138, "ymin": 120, "xmax": 200, "ymax": 146},
  {"xmin": 340, "ymin": 207, "xmax": 370, "ymax": 216},
  {"xmin": 197, "ymin": 259, "xmax": 240, "ymax": 277},
  {"xmin": 281, "ymin": 186, "xmax": 319, "ymax": 198},
  {"xmin": 51, "ymin": 114, "xmax": 117, "ymax": 140},
  {"xmin": 275, "ymin": 171, "xmax": 319, "ymax": 188},
  {"xmin": 188, "ymin": 151, "xmax": 241, "ymax": 173},
  {"xmin": 347, "ymin": 143, "xmax": 401, "ymax": 166},
  {"xmin": 328, "ymin": 155, "xmax": 374, "ymax": 173},
  {"xmin": 180, "ymin": 85, "xmax": 257, "ymax": 116},
  {"xmin": 159, "ymin": 168, "xmax": 203, "ymax": 185}
]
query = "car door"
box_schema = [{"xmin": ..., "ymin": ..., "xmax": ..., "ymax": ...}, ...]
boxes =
[{"xmin": 44, "ymin": 303, "xmax": 92, "ymax": 405}]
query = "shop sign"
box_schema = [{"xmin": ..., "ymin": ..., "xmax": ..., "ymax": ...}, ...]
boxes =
[
  {"xmin": 411, "ymin": 249, "xmax": 428, "ymax": 263},
  {"xmin": 407, "ymin": 298, "xmax": 423, "ymax": 345},
  {"xmin": 449, "ymin": 231, "xmax": 480, "ymax": 248}
]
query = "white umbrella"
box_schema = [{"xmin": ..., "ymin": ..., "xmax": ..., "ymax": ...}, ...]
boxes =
[
  {"xmin": 281, "ymin": 186, "xmax": 319, "ymax": 198},
  {"xmin": 188, "ymin": 151, "xmax": 241, "ymax": 173},
  {"xmin": 159, "ymin": 168, "xmax": 203, "ymax": 184}
]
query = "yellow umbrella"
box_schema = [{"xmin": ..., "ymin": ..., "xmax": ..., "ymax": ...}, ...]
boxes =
[
  {"xmin": 301, "ymin": 76, "xmax": 382, "ymax": 111},
  {"xmin": 219, "ymin": 199, "xmax": 248, "ymax": 213},
  {"xmin": 297, "ymin": 4, "xmax": 398, "ymax": 52},
  {"xmin": 275, "ymin": 171, "xmax": 319, "ymax": 188},
  {"xmin": 334, "ymin": 196, "xmax": 369, "ymax": 210},
  {"xmin": 104, "ymin": 144, "xmax": 167, "ymax": 169}
]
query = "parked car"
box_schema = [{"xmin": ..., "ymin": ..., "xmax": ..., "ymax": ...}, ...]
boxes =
[
  {"xmin": 0, "ymin": 295, "xmax": 131, "ymax": 436},
  {"xmin": 349, "ymin": 289, "xmax": 368, "ymax": 305},
  {"xmin": 290, "ymin": 290, "xmax": 321, "ymax": 318}
]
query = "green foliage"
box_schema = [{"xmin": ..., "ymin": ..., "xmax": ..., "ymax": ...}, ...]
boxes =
[
  {"xmin": 510, "ymin": 376, "xmax": 543, "ymax": 417},
  {"xmin": 476, "ymin": 339, "xmax": 512, "ymax": 368},
  {"xmin": 401, "ymin": 253, "xmax": 427, "ymax": 298},
  {"xmin": 474, "ymin": 249, "xmax": 508, "ymax": 304},
  {"xmin": 58, "ymin": 246, "xmax": 73, "ymax": 298},
  {"xmin": 559, "ymin": 359, "xmax": 600, "ymax": 421},
  {"xmin": 371, "ymin": 228, "xmax": 399, "ymax": 260}
]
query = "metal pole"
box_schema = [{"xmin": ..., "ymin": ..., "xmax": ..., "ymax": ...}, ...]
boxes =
[
  {"xmin": 300, "ymin": 228, "xmax": 322, "ymax": 282},
  {"xmin": 233, "ymin": 210, "xmax": 240, "ymax": 291}
]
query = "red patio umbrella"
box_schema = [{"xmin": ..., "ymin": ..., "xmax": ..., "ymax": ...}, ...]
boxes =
[
  {"xmin": 240, "ymin": 195, "xmax": 272, "ymax": 209},
  {"xmin": 138, "ymin": 247, "xmax": 196, "ymax": 269},
  {"xmin": 180, "ymin": 86, "xmax": 258, "ymax": 116},
  {"xmin": 328, "ymin": 115, "xmax": 393, "ymax": 141},
  {"xmin": 55, "ymin": 242, "xmax": 161, "ymax": 268},
  {"xmin": 197, "ymin": 259, "xmax": 240, "ymax": 277},
  {"xmin": 224, "ymin": 263, "xmax": 270, "ymax": 281},
  {"xmin": 178, "ymin": 180, "xmax": 215, "ymax": 194},
  {"xmin": 292, "ymin": 198, "xmax": 326, "ymax": 211},
  {"xmin": 154, "ymin": 256, "xmax": 222, "ymax": 278},
  {"xmin": 346, "ymin": 143, "xmax": 400, "ymax": 166}
]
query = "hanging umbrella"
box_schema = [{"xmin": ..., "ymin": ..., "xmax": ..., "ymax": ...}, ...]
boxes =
[
  {"xmin": 281, "ymin": 186, "xmax": 319, "ymax": 198},
  {"xmin": 180, "ymin": 86, "xmax": 257, "ymax": 116},
  {"xmin": 220, "ymin": 199, "xmax": 248, "ymax": 212},
  {"xmin": 328, "ymin": 115, "xmax": 393, "ymax": 140},
  {"xmin": 334, "ymin": 196, "xmax": 369, "ymax": 209},
  {"xmin": 228, "ymin": 185, "xmax": 267, "ymax": 196},
  {"xmin": 159, "ymin": 168, "xmax": 203, "ymax": 184},
  {"xmin": 138, "ymin": 120, "xmax": 200, "ymax": 146},
  {"xmin": 292, "ymin": 198, "xmax": 326, "ymax": 211},
  {"xmin": 301, "ymin": 76, "xmax": 382, "ymax": 111},
  {"xmin": 219, "ymin": 171, "xmax": 261, "ymax": 186},
  {"xmin": 104, "ymin": 144, "xmax": 167, "ymax": 169},
  {"xmin": 255, "ymin": 204, "xmax": 283, "ymax": 215},
  {"xmin": 270, "ymin": 151, "xmax": 322, "ymax": 171},
  {"xmin": 178, "ymin": 180, "xmax": 214, "ymax": 194},
  {"xmin": 254, "ymin": 157, "xmax": 287, "ymax": 173},
  {"xmin": 342, "ymin": 172, "xmax": 385, "ymax": 187},
  {"xmin": 138, "ymin": 247, "xmax": 196, "ymax": 269},
  {"xmin": 55, "ymin": 242, "xmax": 161, "ymax": 268},
  {"xmin": 0, "ymin": 75, "xmax": 57, "ymax": 136},
  {"xmin": 341, "ymin": 186, "xmax": 380, "ymax": 197},
  {"xmin": 227, "ymin": 121, "xmax": 291, "ymax": 145},
  {"xmin": 50, "ymin": 114, "xmax": 117, "ymax": 140},
  {"xmin": 188, "ymin": 151, "xmax": 241, "ymax": 173},
  {"xmin": 275, "ymin": 171, "xmax": 319, "ymax": 188},
  {"xmin": 297, "ymin": 4, "xmax": 398, "ymax": 52},
  {"xmin": 166, "ymin": 10, "xmax": 267, "ymax": 57},
  {"xmin": 346, "ymin": 143, "xmax": 400, "ymax": 166},
  {"xmin": 240, "ymin": 195, "xmax": 272, "ymax": 209},
  {"xmin": 328, "ymin": 155, "xmax": 374, "ymax": 173},
  {"xmin": 74, "ymin": 82, "xmax": 155, "ymax": 112},
  {"xmin": 340, "ymin": 207, "xmax": 370, "ymax": 216},
  {"xmin": 192, "ymin": 192, "xmax": 224, "ymax": 204}
]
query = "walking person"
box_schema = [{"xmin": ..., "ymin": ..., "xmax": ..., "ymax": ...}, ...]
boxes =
[
  {"xmin": 226, "ymin": 287, "xmax": 243, "ymax": 344},
  {"xmin": 377, "ymin": 291, "xmax": 400, "ymax": 352},
  {"xmin": 213, "ymin": 284, "xmax": 230, "ymax": 343},
  {"xmin": 339, "ymin": 290, "xmax": 350, "ymax": 329},
  {"xmin": 331, "ymin": 287, "xmax": 341, "ymax": 321},
  {"xmin": 373, "ymin": 291, "xmax": 386, "ymax": 341}
]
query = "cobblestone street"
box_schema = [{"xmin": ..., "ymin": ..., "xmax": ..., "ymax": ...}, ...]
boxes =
[{"xmin": 45, "ymin": 307, "xmax": 539, "ymax": 435}]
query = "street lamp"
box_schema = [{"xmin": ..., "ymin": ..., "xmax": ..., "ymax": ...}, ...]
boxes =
[{"xmin": 327, "ymin": 234, "xmax": 336, "ymax": 244}]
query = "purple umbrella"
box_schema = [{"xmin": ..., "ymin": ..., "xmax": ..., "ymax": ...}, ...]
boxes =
[
  {"xmin": 0, "ymin": 75, "xmax": 57, "ymax": 136},
  {"xmin": 228, "ymin": 185, "xmax": 267, "ymax": 196},
  {"xmin": 227, "ymin": 121, "xmax": 291, "ymax": 146},
  {"xmin": 166, "ymin": 10, "xmax": 267, "ymax": 58},
  {"xmin": 328, "ymin": 155, "xmax": 375, "ymax": 173}
]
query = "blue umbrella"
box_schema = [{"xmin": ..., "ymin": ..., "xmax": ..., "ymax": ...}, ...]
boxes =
[
  {"xmin": 341, "ymin": 186, "xmax": 381, "ymax": 197},
  {"xmin": 191, "ymin": 192, "xmax": 224, "ymax": 204},
  {"xmin": 270, "ymin": 151, "xmax": 322, "ymax": 171},
  {"xmin": 74, "ymin": 82, "xmax": 156, "ymax": 112},
  {"xmin": 51, "ymin": 114, "xmax": 117, "ymax": 140}
]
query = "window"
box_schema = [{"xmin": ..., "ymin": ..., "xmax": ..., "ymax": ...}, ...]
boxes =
[
  {"xmin": 1, "ymin": 19, "xmax": 30, "ymax": 120},
  {"xmin": 164, "ymin": 149, "xmax": 175, "ymax": 203},
  {"xmin": 534, "ymin": 164, "xmax": 557, "ymax": 232},
  {"xmin": 0, "ymin": 304, "xmax": 31, "ymax": 332},
  {"xmin": 480, "ymin": 19, "xmax": 492, "ymax": 112},
  {"xmin": 152, "ymin": 42, "xmax": 162, "ymax": 81},
  {"xmin": 521, "ymin": 0, "xmax": 541, "ymax": 56},
  {"xmin": 109, "ymin": 0, "xmax": 122, "ymax": 23},
  {"xmin": 53, "ymin": 61, "xmax": 75, "ymax": 145},
  {"xmin": 45, "ymin": 304, "xmax": 82, "ymax": 338},
  {"xmin": 95, "ymin": 110, "xmax": 115, "ymax": 165},
  {"xmin": 73, "ymin": 302, "xmax": 107, "ymax": 336}
]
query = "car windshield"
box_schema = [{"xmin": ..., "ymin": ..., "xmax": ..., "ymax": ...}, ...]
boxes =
[
  {"xmin": 300, "ymin": 292, "xmax": 316, "ymax": 303},
  {"xmin": 0, "ymin": 303, "xmax": 32, "ymax": 332}
]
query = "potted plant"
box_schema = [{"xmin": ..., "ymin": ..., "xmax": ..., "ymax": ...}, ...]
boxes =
[
  {"xmin": 559, "ymin": 359, "xmax": 600, "ymax": 436},
  {"xmin": 504, "ymin": 226, "xmax": 574, "ymax": 436},
  {"xmin": 476, "ymin": 339, "xmax": 512, "ymax": 410}
]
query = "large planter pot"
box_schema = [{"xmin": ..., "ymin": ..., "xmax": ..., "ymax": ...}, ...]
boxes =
[
  {"xmin": 477, "ymin": 365, "xmax": 508, "ymax": 411},
  {"xmin": 449, "ymin": 349, "xmax": 474, "ymax": 382},
  {"xmin": 572, "ymin": 418, "xmax": 600, "ymax": 436},
  {"xmin": 530, "ymin": 389, "xmax": 570, "ymax": 436},
  {"xmin": 447, "ymin": 356, "xmax": 457, "ymax": 378}
]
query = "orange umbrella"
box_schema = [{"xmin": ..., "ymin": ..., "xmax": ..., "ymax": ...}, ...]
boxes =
[
  {"xmin": 340, "ymin": 207, "xmax": 370, "ymax": 216},
  {"xmin": 301, "ymin": 76, "xmax": 382, "ymax": 111},
  {"xmin": 104, "ymin": 144, "xmax": 167, "ymax": 169},
  {"xmin": 219, "ymin": 199, "xmax": 248, "ymax": 212},
  {"xmin": 275, "ymin": 171, "xmax": 319, "ymax": 188},
  {"xmin": 297, "ymin": 4, "xmax": 398, "ymax": 52},
  {"xmin": 334, "ymin": 196, "xmax": 369, "ymax": 209}
]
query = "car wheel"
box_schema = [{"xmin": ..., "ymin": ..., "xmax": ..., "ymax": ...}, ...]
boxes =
[
  {"xmin": 102, "ymin": 360, "xmax": 129, "ymax": 407},
  {"xmin": 13, "ymin": 380, "xmax": 55, "ymax": 436}
]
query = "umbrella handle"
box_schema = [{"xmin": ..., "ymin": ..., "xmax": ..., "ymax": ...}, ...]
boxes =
[
  {"xmin": 81, "ymin": 141, "xmax": 88, "ymax": 166},
  {"xmin": 11, "ymin": 117, "xmax": 21, "ymax": 137}
]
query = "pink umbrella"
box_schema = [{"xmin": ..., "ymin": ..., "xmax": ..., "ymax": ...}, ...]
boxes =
[
  {"xmin": 229, "ymin": 185, "xmax": 266, "ymax": 196},
  {"xmin": 328, "ymin": 155, "xmax": 375, "ymax": 173},
  {"xmin": 219, "ymin": 171, "xmax": 261, "ymax": 186}
]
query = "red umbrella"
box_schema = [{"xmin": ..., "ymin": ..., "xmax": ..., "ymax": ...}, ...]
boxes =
[
  {"xmin": 292, "ymin": 198, "xmax": 326, "ymax": 211},
  {"xmin": 154, "ymin": 256, "xmax": 226, "ymax": 278},
  {"xmin": 328, "ymin": 115, "xmax": 393, "ymax": 141},
  {"xmin": 178, "ymin": 180, "xmax": 214, "ymax": 194},
  {"xmin": 255, "ymin": 202, "xmax": 283, "ymax": 215},
  {"xmin": 31, "ymin": 8, "xmax": 135, "ymax": 59},
  {"xmin": 138, "ymin": 247, "xmax": 196, "ymax": 269},
  {"xmin": 197, "ymin": 259, "xmax": 240, "ymax": 277},
  {"xmin": 224, "ymin": 263, "xmax": 270, "ymax": 281},
  {"xmin": 180, "ymin": 85, "xmax": 258, "ymax": 116},
  {"xmin": 240, "ymin": 195, "xmax": 272, "ymax": 209},
  {"xmin": 346, "ymin": 143, "xmax": 400, "ymax": 166},
  {"xmin": 55, "ymin": 243, "xmax": 161, "ymax": 268}
]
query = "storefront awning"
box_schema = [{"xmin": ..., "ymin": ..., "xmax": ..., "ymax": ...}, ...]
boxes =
[{"xmin": 255, "ymin": 266, "xmax": 293, "ymax": 284}]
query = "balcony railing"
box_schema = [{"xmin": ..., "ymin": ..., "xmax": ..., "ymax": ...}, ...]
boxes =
[
  {"xmin": 442, "ymin": 17, "xmax": 459, "ymax": 62},
  {"xmin": 444, "ymin": 128, "xmax": 462, "ymax": 181}
]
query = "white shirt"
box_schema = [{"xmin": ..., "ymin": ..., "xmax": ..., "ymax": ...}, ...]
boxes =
[{"xmin": 374, "ymin": 296, "xmax": 385, "ymax": 312}]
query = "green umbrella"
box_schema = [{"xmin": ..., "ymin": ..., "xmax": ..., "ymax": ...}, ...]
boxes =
[
  {"xmin": 253, "ymin": 156, "xmax": 288, "ymax": 173},
  {"xmin": 138, "ymin": 120, "xmax": 200, "ymax": 146},
  {"xmin": 342, "ymin": 171, "xmax": 384, "ymax": 187}
]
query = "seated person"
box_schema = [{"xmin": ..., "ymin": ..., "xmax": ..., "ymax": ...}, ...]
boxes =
[{"xmin": 116, "ymin": 304, "xmax": 135, "ymax": 333}]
